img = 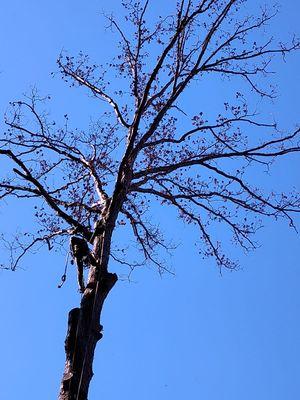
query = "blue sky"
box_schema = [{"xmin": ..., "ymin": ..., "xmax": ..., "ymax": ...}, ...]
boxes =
[{"xmin": 0, "ymin": 1, "xmax": 300, "ymax": 399}]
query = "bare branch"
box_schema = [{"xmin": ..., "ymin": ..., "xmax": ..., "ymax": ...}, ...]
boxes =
[{"xmin": 57, "ymin": 57, "xmax": 131, "ymax": 128}]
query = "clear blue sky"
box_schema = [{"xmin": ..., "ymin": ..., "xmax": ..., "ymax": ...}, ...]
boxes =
[{"xmin": 0, "ymin": 1, "xmax": 299, "ymax": 399}]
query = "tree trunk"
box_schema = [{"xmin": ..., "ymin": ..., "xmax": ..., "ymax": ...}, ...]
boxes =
[
  {"xmin": 58, "ymin": 234, "xmax": 117, "ymax": 400},
  {"xmin": 58, "ymin": 168, "xmax": 130, "ymax": 399}
]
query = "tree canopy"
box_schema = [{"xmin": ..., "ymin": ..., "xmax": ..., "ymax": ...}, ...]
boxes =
[{"xmin": 0, "ymin": 1, "xmax": 299, "ymax": 399}]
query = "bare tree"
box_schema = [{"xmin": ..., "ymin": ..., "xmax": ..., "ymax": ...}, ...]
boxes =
[{"xmin": 1, "ymin": 1, "xmax": 300, "ymax": 399}]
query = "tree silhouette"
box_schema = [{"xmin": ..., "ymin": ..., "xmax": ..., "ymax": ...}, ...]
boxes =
[{"xmin": 1, "ymin": 1, "xmax": 300, "ymax": 399}]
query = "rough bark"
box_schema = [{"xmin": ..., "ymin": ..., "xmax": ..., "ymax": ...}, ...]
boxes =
[
  {"xmin": 59, "ymin": 144, "xmax": 134, "ymax": 399},
  {"xmin": 58, "ymin": 238, "xmax": 118, "ymax": 400}
]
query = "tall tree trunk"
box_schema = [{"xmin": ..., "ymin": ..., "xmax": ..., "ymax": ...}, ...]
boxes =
[
  {"xmin": 58, "ymin": 166, "xmax": 130, "ymax": 399},
  {"xmin": 58, "ymin": 232, "xmax": 117, "ymax": 400}
]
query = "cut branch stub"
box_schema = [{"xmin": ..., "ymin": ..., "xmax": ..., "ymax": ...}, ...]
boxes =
[{"xmin": 59, "ymin": 271, "xmax": 118, "ymax": 400}]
